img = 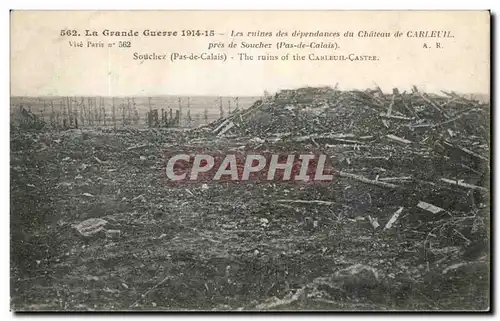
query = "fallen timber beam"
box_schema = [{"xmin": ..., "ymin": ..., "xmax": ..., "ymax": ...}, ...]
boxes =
[
  {"xmin": 379, "ymin": 113, "xmax": 415, "ymax": 121},
  {"xmin": 126, "ymin": 143, "xmax": 151, "ymax": 151},
  {"xmin": 440, "ymin": 178, "xmax": 488, "ymax": 192},
  {"xmin": 432, "ymin": 108, "xmax": 484, "ymax": 127},
  {"xmin": 276, "ymin": 199, "xmax": 335, "ymax": 206},
  {"xmin": 339, "ymin": 171, "xmax": 399, "ymax": 189},
  {"xmin": 442, "ymin": 140, "xmax": 489, "ymax": 162},
  {"xmin": 417, "ymin": 201, "xmax": 444, "ymax": 214},
  {"xmin": 385, "ymin": 207, "xmax": 404, "ymax": 229},
  {"xmin": 292, "ymin": 134, "xmax": 363, "ymax": 145},
  {"xmin": 386, "ymin": 134, "xmax": 412, "ymax": 144},
  {"xmin": 386, "ymin": 94, "xmax": 396, "ymax": 115},
  {"xmin": 407, "ymin": 108, "xmax": 484, "ymax": 129},
  {"xmin": 378, "ymin": 176, "xmax": 412, "ymax": 183},
  {"xmin": 418, "ymin": 92, "xmax": 450, "ymax": 118},
  {"xmin": 212, "ymin": 119, "xmax": 230, "ymax": 134},
  {"xmin": 217, "ymin": 121, "xmax": 235, "ymax": 136}
]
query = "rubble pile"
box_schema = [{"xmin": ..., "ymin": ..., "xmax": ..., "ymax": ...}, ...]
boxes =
[
  {"xmin": 208, "ymin": 86, "xmax": 490, "ymax": 308},
  {"xmin": 210, "ymin": 86, "xmax": 489, "ymax": 149},
  {"xmin": 209, "ymin": 85, "xmax": 490, "ymax": 185}
]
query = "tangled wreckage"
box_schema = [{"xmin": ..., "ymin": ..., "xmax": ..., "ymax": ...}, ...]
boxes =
[{"xmin": 200, "ymin": 85, "xmax": 490, "ymax": 309}]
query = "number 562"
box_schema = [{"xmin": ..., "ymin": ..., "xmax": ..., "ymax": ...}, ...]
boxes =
[
  {"xmin": 118, "ymin": 41, "xmax": 131, "ymax": 48},
  {"xmin": 60, "ymin": 29, "xmax": 78, "ymax": 36}
]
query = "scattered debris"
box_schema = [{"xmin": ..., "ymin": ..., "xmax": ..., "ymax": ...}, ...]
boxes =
[
  {"xmin": 334, "ymin": 264, "xmax": 380, "ymax": 290},
  {"xmin": 255, "ymin": 288, "xmax": 306, "ymax": 310},
  {"xmin": 132, "ymin": 194, "xmax": 146, "ymax": 202},
  {"xmin": 304, "ymin": 217, "xmax": 314, "ymax": 230},
  {"xmin": 105, "ymin": 229, "xmax": 121, "ymax": 239},
  {"xmin": 126, "ymin": 143, "xmax": 151, "ymax": 151},
  {"xmin": 93, "ymin": 156, "xmax": 107, "ymax": 164},
  {"xmin": 417, "ymin": 201, "xmax": 444, "ymax": 214},
  {"xmin": 72, "ymin": 218, "xmax": 108, "ymax": 238},
  {"xmin": 250, "ymin": 137, "xmax": 265, "ymax": 144},
  {"xmin": 386, "ymin": 134, "xmax": 412, "ymax": 145},
  {"xmin": 385, "ymin": 207, "xmax": 404, "ymax": 229},
  {"xmin": 368, "ymin": 215, "xmax": 380, "ymax": 230}
]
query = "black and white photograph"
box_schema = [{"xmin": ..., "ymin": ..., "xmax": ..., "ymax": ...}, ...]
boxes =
[{"xmin": 9, "ymin": 10, "xmax": 491, "ymax": 312}]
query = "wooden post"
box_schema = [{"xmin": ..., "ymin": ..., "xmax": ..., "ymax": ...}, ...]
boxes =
[
  {"xmin": 187, "ymin": 97, "xmax": 191, "ymax": 127},
  {"xmin": 121, "ymin": 101, "xmax": 126, "ymax": 127},
  {"xmin": 178, "ymin": 97, "xmax": 182, "ymax": 126},
  {"xmin": 53, "ymin": 101, "xmax": 59, "ymax": 127},
  {"xmin": 126, "ymin": 97, "xmax": 130, "ymax": 125},
  {"xmin": 148, "ymin": 97, "xmax": 152, "ymax": 127},
  {"xmin": 100, "ymin": 97, "xmax": 104, "ymax": 124},
  {"xmin": 77, "ymin": 97, "xmax": 82, "ymax": 126},
  {"xmin": 219, "ymin": 97, "xmax": 224, "ymax": 119},
  {"xmin": 66, "ymin": 97, "xmax": 72, "ymax": 126},
  {"xmin": 95, "ymin": 97, "xmax": 99, "ymax": 125},
  {"xmin": 79, "ymin": 97, "xmax": 84, "ymax": 126},
  {"xmin": 74, "ymin": 98, "xmax": 78, "ymax": 129},
  {"xmin": 50, "ymin": 100, "xmax": 55, "ymax": 124},
  {"xmin": 73, "ymin": 97, "xmax": 78, "ymax": 127},
  {"xmin": 87, "ymin": 97, "xmax": 92, "ymax": 125},
  {"xmin": 102, "ymin": 97, "xmax": 107, "ymax": 126},
  {"xmin": 195, "ymin": 113, "xmax": 200, "ymax": 126},
  {"xmin": 187, "ymin": 109, "xmax": 192, "ymax": 127},
  {"xmin": 112, "ymin": 97, "xmax": 116, "ymax": 127},
  {"xmin": 61, "ymin": 99, "xmax": 67, "ymax": 128},
  {"xmin": 127, "ymin": 97, "xmax": 135, "ymax": 125},
  {"xmin": 131, "ymin": 97, "xmax": 137, "ymax": 125}
]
